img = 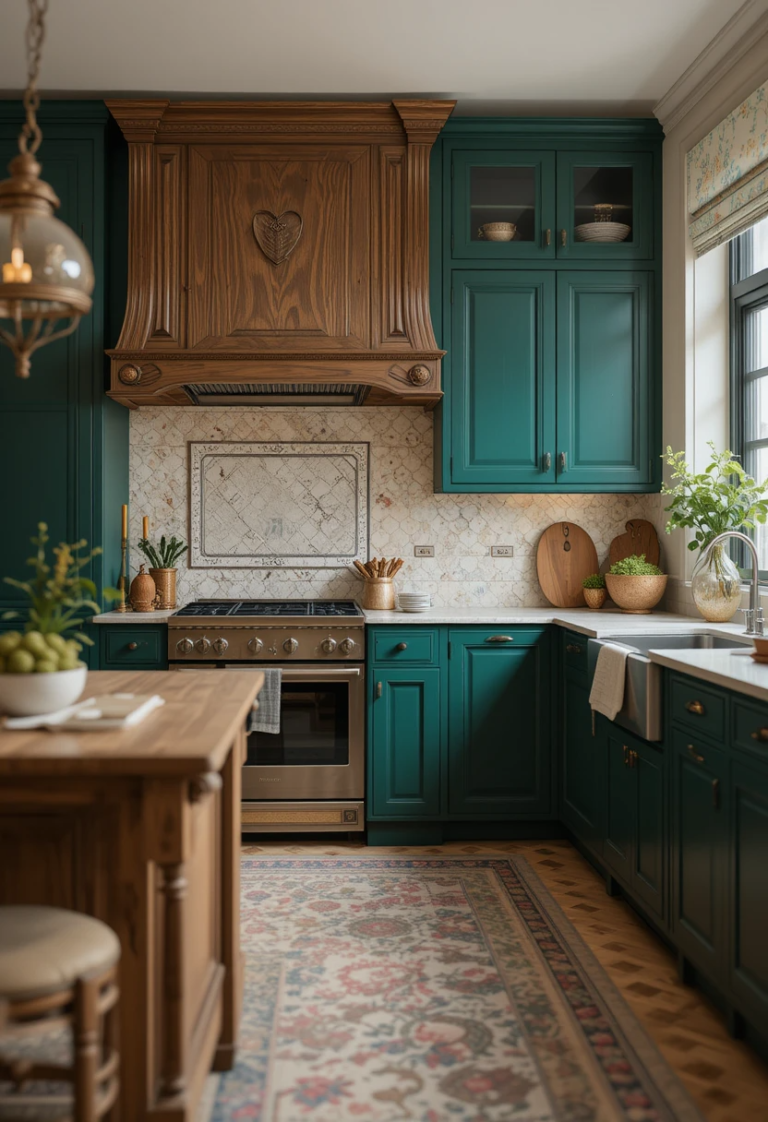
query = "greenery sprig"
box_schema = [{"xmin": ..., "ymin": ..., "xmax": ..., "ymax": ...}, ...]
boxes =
[
  {"xmin": 137, "ymin": 534, "xmax": 188, "ymax": 569},
  {"xmin": 582, "ymin": 573, "xmax": 605, "ymax": 589},
  {"xmin": 2, "ymin": 523, "xmax": 119, "ymax": 645},
  {"xmin": 609, "ymin": 554, "xmax": 663, "ymax": 576},
  {"xmin": 661, "ymin": 443, "xmax": 768, "ymax": 551}
]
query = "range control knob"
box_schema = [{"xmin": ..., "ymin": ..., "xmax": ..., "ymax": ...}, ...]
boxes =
[
  {"xmin": 212, "ymin": 637, "xmax": 229, "ymax": 655},
  {"xmin": 195, "ymin": 636, "xmax": 211, "ymax": 654},
  {"xmin": 283, "ymin": 637, "xmax": 299, "ymax": 654},
  {"xmin": 339, "ymin": 637, "xmax": 357, "ymax": 655},
  {"xmin": 247, "ymin": 637, "xmax": 263, "ymax": 654},
  {"xmin": 176, "ymin": 637, "xmax": 194, "ymax": 654},
  {"xmin": 321, "ymin": 637, "xmax": 337, "ymax": 654}
]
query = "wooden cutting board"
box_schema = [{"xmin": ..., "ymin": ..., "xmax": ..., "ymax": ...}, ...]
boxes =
[
  {"xmin": 536, "ymin": 522, "xmax": 599, "ymax": 608},
  {"xmin": 608, "ymin": 519, "xmax": 660, "ymax": 568}
]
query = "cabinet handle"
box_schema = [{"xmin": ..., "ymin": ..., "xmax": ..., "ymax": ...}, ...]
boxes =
[
  {"xmin": 685, "ymin": 700, "xmax": 705, "ymax": 716},
  {"xmin": 127, "ymin": 642, "xmax": 138, "ymax": 651},
  {"xmin": 477, "ymin": 226, "xmax": 485, "ymax": 239},
  {"xmin": 376, "ymin": 681, "xmax": 382, "ymax": 699},
  {"xmin": 560, "ymin": 228, "xmax": 567, "ymax": 247},
  {"xmin": 623, "ymin": 745, "xmax": 629, "ymax": 767},
  {"xmin": 545, "ymin": 228, "xmax": 551, "ymax": 246},
  {"xmin": 566, "ymin": 643, "xmax": 582, "ymax": 654},
  {"xmin": 631, "ymin": 749, "xmax": 638, "ymax": 768},
  {"xmin": 486, "ymin": 635, "xmax": 514, "ymax": 643},
  {"xmin": 687, "ymin": 743, "xmax": 705, "ymax": 763},
  {"xmin": 395, "ymin": 642, "xmax": 408, "ymax": 652},
  {"xmin": 558, "ymin": 452, "xmax": 567, "ymax": 472},
  {"xmin": 543, "ymin": 451, "xmax": 551, "ymax": 471},
  {"xmin": 751, "ymin": 727, "xmax": 768, "ymax": 741},
  {"xmin": 712, "ymin": 778, "xmax": 720, "ymax": 810}
]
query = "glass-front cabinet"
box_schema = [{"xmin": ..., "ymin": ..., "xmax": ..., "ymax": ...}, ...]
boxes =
[
  {"xmin": 451, "ymin": 150, "xmax": 556, "ymax": 259},
  {"xmin": 556, "ymin": 151, "xmax": 653, "ymax": 260}
]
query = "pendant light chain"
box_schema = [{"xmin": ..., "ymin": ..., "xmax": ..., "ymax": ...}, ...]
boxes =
[{"xmin": 19, "ymin": 0, "xmax": 48, "ymax": 156}]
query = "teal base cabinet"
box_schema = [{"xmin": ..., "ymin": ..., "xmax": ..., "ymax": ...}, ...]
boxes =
[
  {"xmin": 367, "ymin": 626, "xmax": 554, "ymax": 836},
  {"xmin": 560, "ymin": 663, "xmax": 605, "ymax": 851},
  {"xmin": 729, "ymin": 755, "xmax": 768, "ymax": 1035},
  {"xmin": 98, "ymin": 625, "xmax": 168, "ymax": 670}
]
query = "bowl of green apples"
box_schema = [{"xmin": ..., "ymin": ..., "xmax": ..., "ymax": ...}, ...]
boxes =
[{"xmin": 0, "ymin": 523, "xmax": 118, "ymax": 718}]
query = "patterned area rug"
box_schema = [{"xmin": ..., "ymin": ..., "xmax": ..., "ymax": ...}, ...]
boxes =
[{"xmin": 209, "ymin": 856, "xmax": 703, "ymax": 1121}]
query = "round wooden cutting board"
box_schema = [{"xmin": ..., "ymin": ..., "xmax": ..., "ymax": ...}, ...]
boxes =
[
  {"xmin": 608, "ymin": 519, "xmax": 660, "ymax": 568},
  {"xmin": 536, "ymin": 522, "xmax": 599, "ymax": 608}
]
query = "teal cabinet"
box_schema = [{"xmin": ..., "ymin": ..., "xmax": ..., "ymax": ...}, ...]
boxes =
[
  {"xmin": 560, "ymin": 636, "xmax": 604, "ymax": 849},
  {"xmin": 603, "ymin": 727, "xmax": 665, "ymax": 921},
  {"xmin": 447, "ymin": 629, "xmax": 551, "ymax": 816},
  {"xmin": 370, "ymin": 669, "xmax": 441, "ymax": 818},
  {"xmin": 98, "ymin": 625, "xmax": 168, "ymax": 670},
  {"xmin": 432, "ymin": 119, "xmax": 662, "ymax": 495},
  {"xmin": 729, "ymin": 756, "xmax": 768, "ymax": 1034},
  {"xmin": 556, "ymin": 272, "xmax": 652, "ymax": 488},
  {"xmin": 670, "ymin": 730, "xmax": 728, "ymax": 980},
  {"xmin": 449, "ymin": 271, "xmax": 556, "ymax": 486}
]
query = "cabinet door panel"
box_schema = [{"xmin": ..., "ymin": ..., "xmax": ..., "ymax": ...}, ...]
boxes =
[
  {"xmin": 730, "ymin": 758, "xmax": 768, "ymax": 1030},
  {"xmin": 557, "ymin": 272, "xmax": 651, "ymax": 488},
  {"xmin": 556, "ymin": 151, "xmax": 654, "ymax": 261},
  {"xmin": 371, "ymin": 670, "xmax": 441, "ymax": 818},
  {"xmin": 633, "ymin": 740, "xmax": 665, "ymax": 919},
  {"xmin": 604, "ymin": 729, "xmax": 634, "ymax": 882},
  {"xmin": 451, "ymin": 271, "xmax": 556, "ymax": 486},
  {"xmin": 671, "ymin": 733, "xmax": 727, "ymax": 978},
  {"xmin": 561, "ymin": 673, "xmax": 604, "ymax": 850},
  {"xmin": 448, "ymin": 631, "xmax": 550, "ymax": 816}
]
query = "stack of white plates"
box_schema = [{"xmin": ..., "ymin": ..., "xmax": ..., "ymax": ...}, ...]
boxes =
[
  {"xmin": 574, "ymin": 221, "xmax": 631, "ymax": 243},
  {"xmin": 398, "ymin": 592, "xmax": 432, "ymax": 613}
]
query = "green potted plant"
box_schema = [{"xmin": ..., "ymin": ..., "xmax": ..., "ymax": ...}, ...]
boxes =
[
  {"xmin": 604, "ymin": 554, "xmax": 667, "ymax": 614},
  {"xmin": 137, "ymin": 534, "xmax": 187, "ymax": 610},
  {"xmin": 0, "ymin": 523, "xmax": 119, "ymax": 716},
  {"xmin": 662, "ymin": 444, "xmax": 768, "ymax": 621},
  {"xmin": 582, "ymin": 572, "xmax": 607, "ymax": 610}
]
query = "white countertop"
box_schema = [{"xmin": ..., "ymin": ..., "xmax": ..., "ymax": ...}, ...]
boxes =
[
  {"xmin": 647, "ymin": 648, "xmax": 768, "ymax": 704},
  {"xmin": 91, "ymin": 609, "xmax": 178, "ymax": 623}
]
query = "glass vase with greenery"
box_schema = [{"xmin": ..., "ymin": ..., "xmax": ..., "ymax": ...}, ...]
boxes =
[{"xmin": 661, "ymin": 444, "xmax": 768, "ymax": 621}]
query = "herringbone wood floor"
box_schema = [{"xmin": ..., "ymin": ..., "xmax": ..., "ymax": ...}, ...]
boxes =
[{"xmin": 243, "ymin": 837, "xmax": 768, "ymax": 1122}]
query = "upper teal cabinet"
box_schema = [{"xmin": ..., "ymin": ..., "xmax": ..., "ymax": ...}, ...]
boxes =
[
  {"xmin": 451, "ymin": 150, "xmax": 556, "ymax": 260},
  {"xmin": 431, "ymin": 119, "xmax": 662, "ymax": 495}
]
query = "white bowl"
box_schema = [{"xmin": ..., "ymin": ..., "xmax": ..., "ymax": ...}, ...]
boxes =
[
  {"xmin": 0, "ymin": 665, "xmax": 87, "ymax": 717},
  {"xmin": 574, "ymin": 221, "xmax": 631, "ymax": 243}
]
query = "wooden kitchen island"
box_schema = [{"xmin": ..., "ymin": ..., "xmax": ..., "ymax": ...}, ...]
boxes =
[{"xmin": 0, "ymin": 669, "xmax": 263, "ymax": 1122}]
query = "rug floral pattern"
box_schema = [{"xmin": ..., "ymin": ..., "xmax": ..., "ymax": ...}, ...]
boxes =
[{"xmin": 211, "ymin": 857, "xmax": 702, "ymax": 1122}]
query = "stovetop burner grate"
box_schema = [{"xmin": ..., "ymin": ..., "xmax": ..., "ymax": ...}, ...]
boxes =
[{"xmin": 174, "ymin": 599, "xmax": 362, "ymax": 619}]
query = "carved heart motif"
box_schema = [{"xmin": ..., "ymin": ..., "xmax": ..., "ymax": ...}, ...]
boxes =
[{"xmin": 252, "ymin": 210, "xmax": 303, "ymax": 265}]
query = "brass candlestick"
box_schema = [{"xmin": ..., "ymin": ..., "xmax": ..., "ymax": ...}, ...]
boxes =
[{"xmin": 116, "ymin": 535, "xmax": 130, "ymax": 612}]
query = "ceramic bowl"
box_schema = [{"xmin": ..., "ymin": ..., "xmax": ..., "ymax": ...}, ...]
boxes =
[
  {"xmin": 478, "ymin": 222, "xmax": 516, "ymax": 242},
  {"xmin": 604, "ymin": 574, "xmax": 668, "ymax": 614},
  {"xmin": 0, "ymin": 664, "xmax": 87, "ymax": 717},
  {"xmin": 574, "ymin": 221, "xmax": 631, "ymax": 243}
]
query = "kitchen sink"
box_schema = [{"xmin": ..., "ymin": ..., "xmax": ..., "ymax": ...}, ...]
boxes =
[{"xmin": 587, "ymin": 631, "xmax": 749, "ymax": 742}]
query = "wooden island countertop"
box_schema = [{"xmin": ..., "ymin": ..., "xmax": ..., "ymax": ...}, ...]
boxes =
[{"xmin": 0, "ymin": 669, "xmax": 263, "ymax": 1122}]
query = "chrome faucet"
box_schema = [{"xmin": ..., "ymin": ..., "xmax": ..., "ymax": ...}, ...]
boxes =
[{"xmin": 704, "ymin": 531, "xmax": 764, "ymax": 636}]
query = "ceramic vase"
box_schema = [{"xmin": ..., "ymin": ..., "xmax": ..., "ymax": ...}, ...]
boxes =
[
  {"xmin": 129, "ymin": 564, "xmax": 156, "ymax": 612},
  {"xmin": 361, "ymin": 578, "xmax": 395, "ymax": 610},
  {"xmin": 149, "ymin": 567, "xmax": 177, "ymax": 610},
  {"xmin": 691, "ymin": 543, "xmax": 742, "ymax": 622},
  {"xmin": 583, "ymin": 587, "xmax": 607, "ymax": 610}
]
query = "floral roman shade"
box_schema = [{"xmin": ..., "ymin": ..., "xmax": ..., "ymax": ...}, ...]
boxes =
[{"xmin": 688, "ymin": 83, "xmax": 768, "ymax": 256}]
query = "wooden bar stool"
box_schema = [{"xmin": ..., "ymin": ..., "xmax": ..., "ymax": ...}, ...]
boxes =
[{"xmin": 0, "ymin": 906, "xmax": 120, "ymax": 1121}]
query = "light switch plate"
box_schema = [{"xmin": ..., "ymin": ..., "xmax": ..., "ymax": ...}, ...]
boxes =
[
  {"xmin": 491, "ymin": 546, "xmax": 514, "ymax": 557},
  {"xmin": 414, "ymin": 545, "xmax": 435, "ymax": 557}
]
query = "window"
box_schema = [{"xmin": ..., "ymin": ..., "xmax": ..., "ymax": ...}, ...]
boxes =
[{"xmin": 730, "ymin": 214, "xmax": 768, "ymax": 571}]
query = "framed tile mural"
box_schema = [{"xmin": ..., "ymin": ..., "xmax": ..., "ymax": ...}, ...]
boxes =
[{"xmin": 189, "ymin": 442, "xmax": 369, "ymax": 568}]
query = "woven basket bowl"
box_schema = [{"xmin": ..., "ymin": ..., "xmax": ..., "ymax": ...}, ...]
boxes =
[
  {"xmin": 605, "ymin": 573, "xmax": 668, "ymax": 614},
  {"xmin": 478, "ymin": 221, "xmax": 516, "ymax": 242}
]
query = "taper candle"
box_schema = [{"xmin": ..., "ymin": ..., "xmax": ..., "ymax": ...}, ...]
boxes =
[
  {"xmin": 142, "ymin": 515, "xmax": 149, "ymax": 539},
  {"xmin": 121, "ymin": 503, "xmax": 128, "ymax": 539}
]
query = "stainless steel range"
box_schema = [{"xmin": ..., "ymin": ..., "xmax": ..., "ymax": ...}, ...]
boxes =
[{"xmin": 168, "ymin": 600, "xmax": 365, "ymax": 833}]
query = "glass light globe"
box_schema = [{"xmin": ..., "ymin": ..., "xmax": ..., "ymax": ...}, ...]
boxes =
[{"xmin": 0, "ymin": 210, "xmax": 94, "ymax": 316}]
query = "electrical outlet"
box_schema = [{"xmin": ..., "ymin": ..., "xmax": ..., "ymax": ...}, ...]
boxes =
[
  {"xmin": 491, "ymin": 546, "xmax": 514, "ymax": 558},
  {"xmin": 414, "ymin": 545, "xmax": 435, "ymax": 557}
]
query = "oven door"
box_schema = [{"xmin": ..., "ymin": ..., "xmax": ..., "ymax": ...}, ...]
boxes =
[{"xmin": 228, "ymin": 664, "xmax": 364, "ymax": 801}]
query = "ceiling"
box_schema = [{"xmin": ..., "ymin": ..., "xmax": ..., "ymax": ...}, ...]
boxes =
[{"xmin": 0, "ymin": 0, "xmax": 752, "ymax": 114}]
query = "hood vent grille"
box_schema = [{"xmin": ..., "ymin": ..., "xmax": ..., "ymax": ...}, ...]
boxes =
[{"xmin": 182, "ymin": 383, "xmax": 371, "ymax": 407}]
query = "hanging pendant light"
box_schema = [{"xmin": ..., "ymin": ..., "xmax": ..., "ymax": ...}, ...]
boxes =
[{"xmin": 0, "ymin": 0, "xmax": 94, "ymax": 378}]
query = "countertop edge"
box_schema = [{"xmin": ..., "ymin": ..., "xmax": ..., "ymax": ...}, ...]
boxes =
[{"xmin": 647, "ymin": 650, "xmax": 768, "ymax": 704}]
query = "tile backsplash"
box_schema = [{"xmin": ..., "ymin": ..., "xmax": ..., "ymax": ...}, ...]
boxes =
[{"xmin": 129, "ymin": 407, "xmax": 661, "ymax": 606}]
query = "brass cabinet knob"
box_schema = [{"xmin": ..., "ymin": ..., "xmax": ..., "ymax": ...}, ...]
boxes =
[
  {"xmin": 395, "ymin": 642, "xmax": 408, "ymax": 651},
  {"xmin": 566, "ymin": 643, "xmax": 582, "ymax": 654},
  {"xmin": 685, "ymin": 700, "xmax": 705, "ymax": 716},
  {"xmin": 751, "ymin": 727, "xmax": 768, "ymax": 741},
  {"xmin": 545, "ymin": 228, "xmax": 551, "ymax": 246},
  {"xmin": 560, "ymin": 228, "xmax": 567, "ymax": 247},
  {"xmin": 486, "ymin": 635, "xmax": 514, "ymax": 643},
  {"xmin": 127, "ymin": 641, "xmax": 138, "ymax": 651},
  {"xmin": 687, "ymin": 743, "xmax": 705, "ymax": 763}
]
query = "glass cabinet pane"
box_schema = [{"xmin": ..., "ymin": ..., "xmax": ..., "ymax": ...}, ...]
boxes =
[
  {"xmin": 573, "ymin": 165, "xmax": 634, "ymax": 245},
  {"xmin": 470, "ymin": 165, "xmax": 537, "ymax": 244}
]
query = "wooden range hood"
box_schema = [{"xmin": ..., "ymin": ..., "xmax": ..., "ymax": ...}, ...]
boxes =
[{"xmin": 106, "ymin": 98, "xmax": 455, "ymax": 408}]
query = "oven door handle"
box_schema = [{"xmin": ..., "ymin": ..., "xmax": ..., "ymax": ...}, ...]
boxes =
[{"xmin": 222, "ymin": 665, "xmax": 361, "ymax": 679}]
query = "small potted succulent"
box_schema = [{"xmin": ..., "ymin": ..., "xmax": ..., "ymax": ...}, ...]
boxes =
[
  {"xmin": 0, "ymin": 523, "xmax": 118, "ymax": 716},
  {"xmin": 137, "ymin": 534, "xmax": 187, "ymax": 610},
  {"xmin": 604, "ymin": 554, "xmax": 668, "ymax": 614},
  {"xmin": 582, "ymin": 572, "xmax": 607, "ymax": 610}
]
